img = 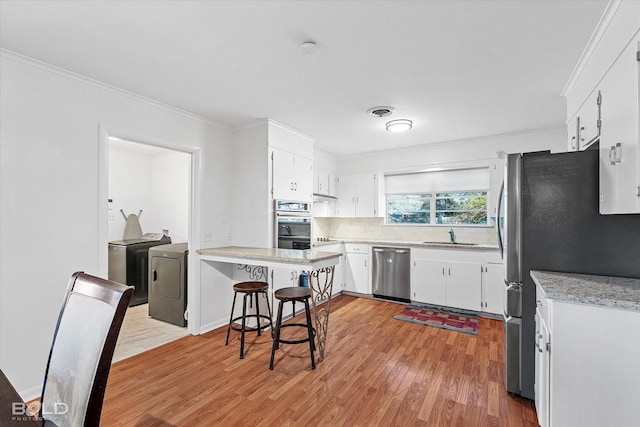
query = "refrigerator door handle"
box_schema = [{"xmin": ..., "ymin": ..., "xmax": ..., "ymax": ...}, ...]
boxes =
[
  {"xmin": 504, "ymin": 281, "xmax": 523, "ymax": 318},
  {"xmin": 497, "ymin": 181, "xmax": 505, "ymax": 259}
]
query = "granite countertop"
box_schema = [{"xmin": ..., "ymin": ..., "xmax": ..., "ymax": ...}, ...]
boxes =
[
  {"xmin": 313, "ymin": 238, "xmax": 499, "ymax": 251},
  {"xmin": 531, "ymin": 270, "xmax": 640, "ymax": 312},
  {"xmin": 197, "ymin": 246, "xmax": 342, "ymax": 264}
]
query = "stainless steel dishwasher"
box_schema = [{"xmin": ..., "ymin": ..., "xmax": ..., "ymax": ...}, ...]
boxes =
[{"xmin": 372, "ymin": 247, "xmax": 411, "ymax": 302}]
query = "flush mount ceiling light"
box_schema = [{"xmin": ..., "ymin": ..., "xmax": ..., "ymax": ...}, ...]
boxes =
[
  {"xmin": 386, "ymin": 119, "xmax": 413, "ymax": 133},
  {"xmin": 367, "ymin": 106, "xmax": 396, "ymax": 118},
  {"xmin": 299, "ymin": 41, "xmax": 317, "ymax": 55}
]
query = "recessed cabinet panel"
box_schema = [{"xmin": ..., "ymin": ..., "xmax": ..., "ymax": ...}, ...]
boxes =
[
  {"xmin": 483, "ymin": 263, "xmax": 504, "ymax": 315},
  {"xmin": 598, "ymin": 36, "xmax": 640, "ymax": 214},
  {"xmin": 337, "ymin": 173, "xmax": 376, "ymax": 217},
  {"xmin": 272, "ymin": 148, "xmax": 313, "ymax": 202},
  {"xmin": 411, "ymin": 259, "xmax": 447, "ymax": 306},
  {"xmin": 446, "ymin": 261, "xmax": 482, "ymax": 311}
]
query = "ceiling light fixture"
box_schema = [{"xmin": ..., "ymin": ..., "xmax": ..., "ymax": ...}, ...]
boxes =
[
  {"xmin": 299, "ymin": 41, "xmax": 317, "ymax": 55},
  {"xmin": 386, "ymin": 119, "xmax": 413, "ymax": 133}
]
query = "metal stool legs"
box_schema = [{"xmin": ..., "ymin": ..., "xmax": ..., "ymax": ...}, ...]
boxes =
[
  {"xmin": 225, "ymin": 284, "xmax": 273, "ymax": 359},
  {"xmin": 269, "ymin": 297, "xmax": 316, "ymax": 370}
]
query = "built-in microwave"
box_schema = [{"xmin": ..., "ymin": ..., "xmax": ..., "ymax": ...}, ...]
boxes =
[{"xmin": 274, "ymin": 200, "xmax": 311, "ymax": 250}]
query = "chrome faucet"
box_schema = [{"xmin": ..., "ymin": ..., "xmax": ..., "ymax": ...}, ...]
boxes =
[{"xmin": 448, "ymin": 228, "xmax": 457, "ymax": 244}]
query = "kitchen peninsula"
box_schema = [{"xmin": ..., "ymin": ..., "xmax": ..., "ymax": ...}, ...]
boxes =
[{"xmin": 197, "ymin": 246, "xmax": 342, "ymax": 361}]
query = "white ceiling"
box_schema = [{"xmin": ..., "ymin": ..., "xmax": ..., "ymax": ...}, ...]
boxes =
[{"xmin": 0, "ymin": 0, "xmax": 608, "ymax": 157}]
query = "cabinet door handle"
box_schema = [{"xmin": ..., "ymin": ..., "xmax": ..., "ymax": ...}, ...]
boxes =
[
  {"xmin": 571, "ymin": 136, "xmax": 576, "ymax": 150},
  {"xmin": 364, "ymin": 259, "xmax": 367, "ymax": 268},
  {"xmin": 448, "ymin": 268, "xmax": 451, "ymax": 276},
  {"xmin": 609, "ymin": 146, "xmax": 616, "ymax": 165},
  {"xmin": 615, "ymin": 142, "xmax": 622, "ymax": 163},
  {"xmin": 294, "ymin": 182, "xmax": 298, "ymax": 191},
  {"xmin": 442, "ymin": 267, "xmax": 445, "ymax": 276},
  {"xmin": 579, "ymin": 126, "xmax": 585, "ymax": 142},
  {"xmin": 356, "ymin": 196, "xmax": 359, "ymax": 203}
]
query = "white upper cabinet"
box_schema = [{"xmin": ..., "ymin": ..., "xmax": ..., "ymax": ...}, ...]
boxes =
[
  {"xmin": 271, "ymin": 148, "xmax": 313, "ymax": 202},
  {"xmin": 314, "ymin": 169, "xmax": 336, "ymax": 197},
  {"xmin": 562, "ymin": 1, "xmax": 640, "ymax": 214},
  {"xmin": 598, "ymin": 35, "xmax": 640, "ymax": 214},
  {"xmin": 577, "ymin": 90, "xmax": 602, "ymax": 151},
  {"xmin": 336, "ymin": 173, "xmax": 376, "ymax": 217}
]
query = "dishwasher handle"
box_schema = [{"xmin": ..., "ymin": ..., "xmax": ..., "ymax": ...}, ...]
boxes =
[{"xmin": 373, "ymin": 247, "xmax": 409, "ymax": 254}]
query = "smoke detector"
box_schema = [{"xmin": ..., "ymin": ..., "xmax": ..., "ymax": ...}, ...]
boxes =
[{"xmin": 367, "ymin": 106, "xmax": 396, "ymax": 118}]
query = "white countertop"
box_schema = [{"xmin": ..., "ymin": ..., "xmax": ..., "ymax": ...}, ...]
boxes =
[
  {"xmin": 531, "ymin": 270, "xmax": 640, "ymax": 312},
  {"xmin": 197, "ymin": 246, "xmax": 342, "ymax": 269},
  {"xmin": 312, "ymin": 238, "xmax": 499, "ymax": 251}
]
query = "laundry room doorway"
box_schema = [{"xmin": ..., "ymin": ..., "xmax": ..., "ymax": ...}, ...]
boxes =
[{"xmin": 106, "ymin": 135, "xmax": 193, "ymax": 362}]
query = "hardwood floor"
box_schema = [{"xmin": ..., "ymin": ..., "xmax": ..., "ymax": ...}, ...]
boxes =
[{"xmin": 102, "ymin": 295, "xmax": 537, "ymax": 426}]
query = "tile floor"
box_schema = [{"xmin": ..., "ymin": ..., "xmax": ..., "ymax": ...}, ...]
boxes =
[{"xmin": 113, "ymin": 303, "xmax": 189, "ymax": 363}]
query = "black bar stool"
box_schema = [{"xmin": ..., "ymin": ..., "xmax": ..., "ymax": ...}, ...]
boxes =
[
  {"xmin": 225, "ymin": 281, "xmax": 273, "ymax": 359},
  {"xmin": 269, "ymin": 287, "xmax": 316, "ymax": 370}
]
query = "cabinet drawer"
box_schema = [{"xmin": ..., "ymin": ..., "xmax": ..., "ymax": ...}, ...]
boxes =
[{"xmin": 344, "ymin": 243, "xmax": 370, "ymax": 254}]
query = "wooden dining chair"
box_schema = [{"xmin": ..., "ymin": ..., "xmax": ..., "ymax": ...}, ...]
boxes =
[{"xmin": 39, "ymin": 272, "xmax": 133, "ymax": 426}]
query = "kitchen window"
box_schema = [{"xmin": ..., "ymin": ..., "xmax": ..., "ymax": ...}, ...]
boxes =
[{"xmin": 385, "ymin": 167, "xmax": 489, "ymax": 226}]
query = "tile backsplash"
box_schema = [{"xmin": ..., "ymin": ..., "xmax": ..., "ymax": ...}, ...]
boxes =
[{"xmin": 313, "ymin": 217, "xmax": 498, "ymax": 244}]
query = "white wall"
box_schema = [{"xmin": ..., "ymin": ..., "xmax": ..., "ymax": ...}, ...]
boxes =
[
  {"xmin": 0, "ymin": 51, "xmax": 234, "ymax": 397},
  {"xmin": 108, "ymin": 143, "xmax": 190, "ymax": 243},
  {"xmin": 108, "ymin": 146, "xmax": 153, "ymax": 241},
  {"xmin": 149, "ymin": 149, "xmax": 190, "ymax": 243},
  {"xmin": 336, "ymin": 127, "xmax": 566, "ymax": 173}
]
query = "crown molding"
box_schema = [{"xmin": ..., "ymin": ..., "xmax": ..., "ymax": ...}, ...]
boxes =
[
  {"xmin": 0, "ymin": 48, "xmax": 232, "ymax": 131},
  {"xmin": 561, "ymin": 0, "xmax": 622, "ymax": 97}
]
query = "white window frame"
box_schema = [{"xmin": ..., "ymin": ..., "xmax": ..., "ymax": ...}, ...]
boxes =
[{"xmin": 384, "ymin": 167, "xmax": 490, "ymax": 227}]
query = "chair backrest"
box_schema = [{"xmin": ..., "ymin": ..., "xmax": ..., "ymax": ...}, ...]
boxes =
[{"xmin": 40, "ymin": 272, "xmax": 133, "ymax": 427}]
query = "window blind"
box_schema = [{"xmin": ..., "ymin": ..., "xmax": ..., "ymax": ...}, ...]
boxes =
[{"xmin": 385, "ymin": 167, "xmax": 490, "ymax": 194}]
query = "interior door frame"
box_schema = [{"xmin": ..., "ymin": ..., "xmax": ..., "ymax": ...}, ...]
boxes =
[{"xmin": 98, "ymin": 124, "xmax": 201, "ymax": 335}]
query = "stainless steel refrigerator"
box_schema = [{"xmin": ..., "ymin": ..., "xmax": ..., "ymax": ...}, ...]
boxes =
[{"xmin": 498, "ymin": 149, "xmax": 640, "ymax": 399}]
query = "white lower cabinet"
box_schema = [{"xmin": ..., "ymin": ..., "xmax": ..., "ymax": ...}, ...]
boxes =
[
  {"xmin": 446, "ymin": 261, "xmax": 483, "ymax": 311},
  {"xmin": 344, "ymin": 244, "xmax": 370, "ymax": 294},
  {"xmin": 534, "ymin": 303, "xmax": 550, "ymax": 427},
  {"xmin": 271, "ymin": 268, "xmax": 301, "ymax": 319},
  {"xmin": 410, "ymin": 248, "xmax": 484, "ymax": 311},
  {"xmin": 317, "ymin": 243, "xmax": 346, "ymax": 296},
  {"xmin": 482, "ymin": 262, "xmax": 505, "ymax": 315},
  {"xmin": 535, "ymin": 281, "xmax": 640, "ymax": 427},
  {"xmin": 411, "ymin": 259, "xmax": 447, "ymax": 306}
]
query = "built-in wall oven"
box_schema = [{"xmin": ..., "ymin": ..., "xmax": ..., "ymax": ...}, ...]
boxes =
[{"xmin": 275, "ymin": 200, "xmax": 311, "ymax": 250}]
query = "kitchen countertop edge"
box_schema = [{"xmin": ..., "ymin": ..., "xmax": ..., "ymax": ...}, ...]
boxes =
[
  {"xmin": 313, "ymin": 239, "xmax": 499, "ymax": 250},
  {"xmin": 197, "ymin": 246, "xmax": 342, "ymax": 264},
  {"xmin": 530, "ymin": 270, "xmax": 640, "ymax": 312}
]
